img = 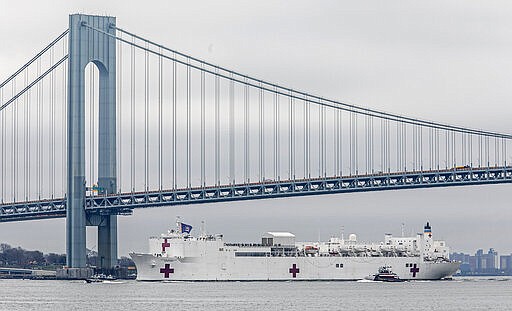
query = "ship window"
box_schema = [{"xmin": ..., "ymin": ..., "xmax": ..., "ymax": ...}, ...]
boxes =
[
  {"xmin": 406, "ymin": 263, "xmax": 409, "ymax": 267},
  {"xmin": 262, "ymin": 238, "xmax": 274, "ymax": 246},
  {"xmin": 336, "ymin": 264, "xmax": 339, "ymax": 268}
]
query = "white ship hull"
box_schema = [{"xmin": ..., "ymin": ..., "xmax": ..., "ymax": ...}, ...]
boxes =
[{"xmin": 131, "ymin": 253, "xmax": 459, "ymax": 281}]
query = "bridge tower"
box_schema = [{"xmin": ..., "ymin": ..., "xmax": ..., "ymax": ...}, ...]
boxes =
[{"xmin": 67, "ymin": 14, "xmax": 117, "ymax": 270}]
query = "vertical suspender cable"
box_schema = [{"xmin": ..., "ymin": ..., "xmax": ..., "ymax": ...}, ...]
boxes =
[
  {"xmin": 259, "ymin": 84, "xmax": 264, "ymax": 181},
  {"xmin": 24, "ymin": 68, "xmax": 28, "ymax": 199},
  {"xmin": 318, "ymin": 100, "xmax": 324, "ymax": 177},
  {"xmin": 419, "ymin": 126, "xmax": 423, "ymax": 170},
  {"xmin": 303, "ymin": 96, "xmax": 307, "ymax": 178},
  {"xmin": 290, "ymin": 92, "xmax": 294, "ymax": 180},
  {"xmin": 381, "ymin": 118, "xmax": 384, "ymax": 172},
  {"xmin": 403, "ymin": 122, "xmax": 406, "ymax": 171},
  {"xmin": 319, "ymin": 99, "xmax": 324, "ymax": 177},
  {"xmin": 486, "ymin": 136, "xmax": 490, "ymax": 167},
  {"xmin": 274, "ymin": 87, "xmax": 279, "ymax": 180},
  {"xmin": 452, "ymin": 131, "xmax": 455, "ymax": 168},
  {"xmin": 387, "ymin": 119, "xmax": 390, "ymax": 172},
  {"xmin": 436, "ymin": 128, "xmax": 439, "ymax": 170},
  {"xmin": 144, "ymin": 43, "xmax": 149, "ymax": 191},
  {"xmin": 350, "ymin": 111, "xmax": 354, "ymax": 175},
  {"xmin": 354, "ymin": 112, "xmax": 358, "ymax": 174},
  {"xmin": 322, "ymin": 100, "xmax": 326, "ymax": 177},
  {"xmin": 215, "ymin": 70, "xmax": 220, "ymax": 185},
  {"xmin": 478, "ymin": 135, "xmax": 481, "ymax": 168},
  {"xmin": 259, "ymin": 85, "xmax": 262, "ymax": 181},
  {"xmin": 187, "ymin": 58, "xmax": 191, "ymax": 187},
  {"xmin": 158, "ymin": 48, "xmax": 162, "ymax": 190},
  {"xmin": 445, "ymin": 130, "xmax": 449, "ymax": 169},
  {"xmin": 371, "ymin": 116, "xmax": 374, "ymax": 173},
  {"xmin": 495, "ymin": 137, "xmax": 498, "ymax": 167},
  {"xmin": 368, "ymin": 115, "xmax": 371, "ymax": 173},
  {"xmin": 229, "ymin": 74, "xmax": 235, "ymax": 184},
  {"xmin": 38, "ymin": 59, "xmax": 42, "ymax": 198},
  {"xmin": 335, "ymin": 100, "xmax": 339, "ymax": 176},
  {"xmin": 429, "ymin": 128, "xmax": 433, "ymax": 170},
  {"xmin": 396, "ymin": 121, "xmax": 400, "ymax": 172},
  {"xmin": 244, "ymin": 80, "xmax": 249, "ymax": 183},
  {"xmin": 49, "ymin": 48, "xmax": 52, "ymax": 197},
  {"xmin": 305, "ymin": 96, "xmax": 309, "ymax": 178},
  {"xmin": 461, "ymin": 133, "xmax": 465, "ymax": 166},
  {"xmin": 51, "ymin": 46, "xmax": 56, "ymax": 198},
  {"xmin": 338, "ymin": 106, "xmax": 342, "ymax": 176},
  {"xmin": 365, "ymin": 113, "xmax": 368, "ymax": 174},
  {"xmin": 201, "ymin": 65, "xmax": 205, "ymax": 186},
  {"xmin": 412, "ymin": 126, "xmax": 416, "ymax": 171},
  {"xmin": 383, "ymin": 118, "xmax": 386, "ymax": 172},
  {"xmin": 503, "ymin": 138, "xmax": 506, "ymax": 166},
  {"xmin": 501, "ymin": 137, "xmax": 505, "ymax": 166},
  {"xmin": 131, "ymin": 38, "xmax": 136, "ymax": 192},
  {"xmin": 172, "ymin": 53, "xmax": 177, "ymax": 189},
  {"xmin": 13, "ymin": 79, "xmax": 16, "ymax": 201},
  {"xmin": 469, "ymin": 134, "xmax": 472, "ymax": 166}
]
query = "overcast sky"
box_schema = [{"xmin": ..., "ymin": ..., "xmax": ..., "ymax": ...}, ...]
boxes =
[{"xmin": 1, "ymin": 0, "xmax": 512, "ymax": 256}]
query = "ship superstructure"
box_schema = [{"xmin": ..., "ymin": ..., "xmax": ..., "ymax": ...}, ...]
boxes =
[{"xmin": 130, "ymin": 221, "xmax": 459, "ymax": 281}]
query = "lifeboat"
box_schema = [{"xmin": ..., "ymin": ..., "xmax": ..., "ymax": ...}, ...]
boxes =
[{"xmin": 304, "ymin": 245, "xmax": 319, "ymax": 255}]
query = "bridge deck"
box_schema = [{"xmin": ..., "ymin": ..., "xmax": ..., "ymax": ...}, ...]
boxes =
[{"xmin": 1, "ymin": 166, "xmax": 511, "ymax": 223}]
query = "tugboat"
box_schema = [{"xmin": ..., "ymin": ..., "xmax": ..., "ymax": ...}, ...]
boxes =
[
  {"xmin": 369, "ymin": 266, "xmax": 404, "ymax": 282},
  {"xmin": 85, "ymin": 273, "xmax": 117, "ymax": 283}
]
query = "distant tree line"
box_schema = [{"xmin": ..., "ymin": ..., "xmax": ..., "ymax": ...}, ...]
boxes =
[
  {"xmin": 0, "ymin": 243, "xmax": 65, "ymax": 268},
  {"xmin": 0, "ymin": 243, "xmax": 134, "ymax": 269}
]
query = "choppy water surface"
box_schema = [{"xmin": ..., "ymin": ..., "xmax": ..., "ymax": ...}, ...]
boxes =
[{"xmin": 1, "ymin": 277, "xmax": 511, "ymax": 310}]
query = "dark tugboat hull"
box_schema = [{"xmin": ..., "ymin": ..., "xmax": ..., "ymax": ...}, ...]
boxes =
[{"xmin": 374, "ymin": 275, "xmax": 404, "ymax": 282}]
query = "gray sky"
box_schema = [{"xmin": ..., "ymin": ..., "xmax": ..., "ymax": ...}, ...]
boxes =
[{"xmin": 1, "ymin": 0, "xmax": 512, "ymax": 256}]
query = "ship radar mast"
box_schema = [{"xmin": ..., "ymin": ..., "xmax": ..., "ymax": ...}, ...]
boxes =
[
  {"xmin": 176, "ymin": 216, "xmax": 182, "ymax": 233},
  {"xmin": 201, "ymin": 220, "xmax": 206, "ymax": 237}
]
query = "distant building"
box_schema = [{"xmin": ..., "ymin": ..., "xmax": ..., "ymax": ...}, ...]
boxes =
[
  {"xmin": 500, "ymin": 255, "xmax": 512, "ymax": 275},
  {"xmin": 485, "ymin": 248, "xmax": 499, "ymax": 273},
  {"xmin": 451, "ymin": 248, "xmax": 511, "ymax": 276}
]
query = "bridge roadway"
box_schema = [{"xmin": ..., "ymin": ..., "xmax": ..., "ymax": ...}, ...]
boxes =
[{"xmin": 1, "ymin": 166, "xmax": 511, "ymax": 223}]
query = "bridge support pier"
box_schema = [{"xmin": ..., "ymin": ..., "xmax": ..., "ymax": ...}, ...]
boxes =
[
  {"xmin": 67, "ymin": 14, "xmax": 117, "ymax": 269},
  {"xmin": 97, "ymin": 215, "xmax": 117, "ymax": 271}
]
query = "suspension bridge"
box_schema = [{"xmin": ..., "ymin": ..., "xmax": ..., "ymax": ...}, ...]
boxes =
[{"xmin": 1, "ymin": 14, "xmax": 511, "ymax": 271}]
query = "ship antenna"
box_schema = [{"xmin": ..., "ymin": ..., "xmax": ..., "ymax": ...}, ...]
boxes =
[
  {"xmin": 201, "ymin": 220, "xmax": 205, "ymax": 237},
  {"xmin": 176, "ymin": 216, "xmax": 181, "ymax": 232},
  {"xmin": 341, "ymin": 226, "xmax": 345, "ymax": 240},
  {"xmin": 401, "ymin": 223, "xmax": 405, "ymax": 237}
]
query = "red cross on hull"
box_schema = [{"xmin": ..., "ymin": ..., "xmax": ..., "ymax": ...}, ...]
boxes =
[
  {"xmin": 410, "ymin": 264, "xmax": 420, "ymax": 277},
  {"xmin": 160, "ymin": 263, "xmax": 175, "ymax": 278},
  {"xmin": 161, "ymin": 239, "xmax": 170, "ymax": 252},
  {"xmin": 289, "ymin": 264, "xmax": 300, "ymax": 278}
]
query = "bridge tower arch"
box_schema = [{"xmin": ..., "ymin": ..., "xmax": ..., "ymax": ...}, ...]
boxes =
[{"xmin": 67, "ymin": 14, "xmax": 117, "ymax": 269}]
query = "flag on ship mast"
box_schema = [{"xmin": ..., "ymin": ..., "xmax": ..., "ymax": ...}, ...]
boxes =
[{"xmin": 181, "ymin": 222, "xmax": 193, "ymax": 234}]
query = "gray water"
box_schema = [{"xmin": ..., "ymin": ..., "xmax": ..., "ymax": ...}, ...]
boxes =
[{"xmin": 1, "ymin": 277, "xmax": 511, "ymax": 310}]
